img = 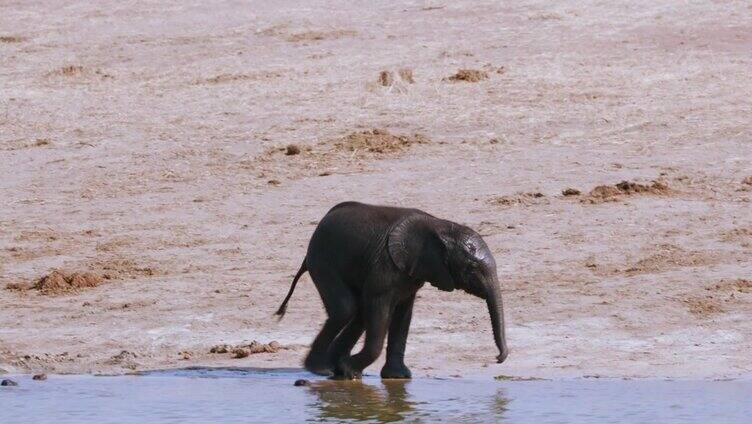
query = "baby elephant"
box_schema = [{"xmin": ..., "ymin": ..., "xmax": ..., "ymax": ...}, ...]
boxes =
[{"xmin": 276, "ymin": 201, "xmax": 509, "ymax": 379}]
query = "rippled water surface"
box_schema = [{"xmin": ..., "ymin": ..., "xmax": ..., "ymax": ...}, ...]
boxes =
[{"xmin": 1, "ymin": 368, "xmax": 750, "ymax": 423}]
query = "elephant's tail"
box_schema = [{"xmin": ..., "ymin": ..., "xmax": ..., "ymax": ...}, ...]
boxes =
[{"xmin": 275, "ymin": 259, "xmax": 307, "ymax": 320}]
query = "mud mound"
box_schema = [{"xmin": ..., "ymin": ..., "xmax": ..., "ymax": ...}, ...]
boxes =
[
  {"xmin": 333, "ymin": 129, "xmax": 429, "ymax": 155},
  {"xmin": 583, "ymin": 180, "xmax": 670, "ymax": 203},
  {"xmin": 445, "ymin": 69, "xmax": 489, "ymax": 82},
  {"xmin": 489, "ymin": 192, "xmax": 546, "ymax": 207},
  {"xmin": 33, "ymin": 270, "xmax": 103, "ymax": 295},
  {"xmin": 721, "ymin": 227, "xmax": 752, "ymax": 247},
  {"xmin": 209, "ymin": 341, "xmax": 283, "ymax": 358}
]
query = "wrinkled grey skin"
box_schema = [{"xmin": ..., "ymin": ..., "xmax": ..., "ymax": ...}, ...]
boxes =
[{"xmin": 276, "ymin": 202, "xmax": 509, "ymax": 379}]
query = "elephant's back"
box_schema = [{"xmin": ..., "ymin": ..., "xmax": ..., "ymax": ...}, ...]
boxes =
[{"xmin": 306, "ymin": 202, "xmax": 423, "ymax": 282}]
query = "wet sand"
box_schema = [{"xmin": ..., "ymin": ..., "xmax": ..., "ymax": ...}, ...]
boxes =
[{"xmin": 1, "ymin": 1, "xmax": 751, "ymax": 379}]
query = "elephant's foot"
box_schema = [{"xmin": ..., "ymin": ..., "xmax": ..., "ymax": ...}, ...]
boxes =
[
  {"xmin": 380, "ymin": 362, "xmax": 412, "ymax": 379},
  {"xmin": 331, "ymin": 360, "xmax": 362, "ymax": 380},
  {"xmin": 304, "ymin": 354, "xmax": 333, "ymax": 377}
]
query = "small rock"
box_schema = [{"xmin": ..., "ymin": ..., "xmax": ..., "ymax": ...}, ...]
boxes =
[
  {"xmin": 285, "ymin": 144, "xmax": 301, "ymax": 155},
  {"xmin": 562, "ymin": 188, "xmax": 581, "ymax": 196},
  {"xmin": 1, "ymin": 379, "xmax": 18, "ymax": 386},
  {"xmin": 32, "ymin": 374, "xmax": 47, "ymax": 381},
  {"xmin": 294, "ymin": 379, "xmax": 310, "ymax": 387},
  {"xmin": 267, "ymin": 179, "xmax": 281, "ymax": 186},
  {"xmin": 233, "ymin": 348, "xmax": 250, "ymax": 359},
  {"xmin": 209, "ymin": 344, "xmax": 229, "ymax": 354}
]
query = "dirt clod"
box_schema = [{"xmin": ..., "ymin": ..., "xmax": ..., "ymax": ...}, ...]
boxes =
[
  {"xmin": 398, "ymin": 68, "xmax": 415, "ymax": 83},
  {"xmin": 294, "ymin": 379, "xmax": 310, "ymax": 386},
  {"xmin": 232, "ymin": 348, "xmax": 250, "ymax": 359},
  {"xmin": 378, "ymin": 70, "xmax": 394, "ymax": 86},
  {"xmin": 446, "ymin": 69, "xmax": 489, "ymax": 82},
  {"xmin": 562, "ymin": 188, "xmax": 581, "ymax": 196},
  {"xmin": 742, "ymin": 176, "xmax": 752, "ymax": 186},
  {"xmin": 32, "ymin": 373, "xmax": 47, "ymax": 381},
  {"xmin": 209, "ymin": 344, "xmax": 229, "ymax": 354},
  {"xmin": 210, "ymin": 340, "xmax": 283, "ymax": 358},
  {"xmin": 33, "ymin": 270, "xmax": 104, "ymax": 295},
  {"xmin": 285, "ymin": 144, "xmax": 301, "ymax": 155}
]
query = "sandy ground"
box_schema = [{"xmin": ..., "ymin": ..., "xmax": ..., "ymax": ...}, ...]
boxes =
[{"xmin": 1, "ymin": 0, "xmax": 751, "ymax": 379}]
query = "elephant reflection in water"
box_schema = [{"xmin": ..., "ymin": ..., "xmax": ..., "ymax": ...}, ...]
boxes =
[
  {"xmin": 305, "ymin": 379, "xmax": 510, "ymax": 422},
  {"xmin": 306, "ymin": 380, "xmax": 413, "ymax": 422}
]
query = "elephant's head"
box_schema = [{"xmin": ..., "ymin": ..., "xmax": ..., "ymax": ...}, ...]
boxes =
[{"xmin": 388, "ymin": 214, "xmax": 510, "ymax": 363}]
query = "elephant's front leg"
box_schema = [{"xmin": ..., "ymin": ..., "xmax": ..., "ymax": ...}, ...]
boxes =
[
  {"xmin": 335, "ymin": 295, "xmax": 392, "ymax": 379},
  {"xmin": 381, "ymin": 294, "xmax": 415, "ymax": 379}
]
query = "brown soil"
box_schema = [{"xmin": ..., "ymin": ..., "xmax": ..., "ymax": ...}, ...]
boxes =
[
  {"xmin": 445, "ymin": 69, "xmax": 489, "ymax": 82},
  {"xmin": 623, "ymin": 244, "xmax": 719, "ymax": 275},
  {"xmin": 285, "ymin": 30, "xmax": 357, "ymax": 43},
  {"xmin": 32, "ymin": 270, "xmax": 104, "ymax": 295},
  {"xmin": 683, "ymin": 297, "xmax": 725, "ymax": 317},
  {"xmin": 0, "ymin": 35, "xmax": 25, "ymax": 43},
  {"xmin": 210, "ymin": 341, "xmax": 283, "ymax": 359},
  {"xmin": 707, "ymin": 279, "xmax": 752, "ymax": 294},
  {"xmin": 196, "ymin": 72, "xmax": 281, "ymax": 85},
  {"xmin": 489, "ymin": 192, "xmax": 546, "ymax": 207},
  {"xmin": 86, "ymin": 258, "xmax": 162, "ymax": 280},
  {"xmin": 332, "ymin": 129, "xmax": 429, "ymax": 155}
]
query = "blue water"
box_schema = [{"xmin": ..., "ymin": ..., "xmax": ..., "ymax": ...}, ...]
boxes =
[{"xmin": 1, "ymin": 368, "xmax": 750, "ymax": 423}]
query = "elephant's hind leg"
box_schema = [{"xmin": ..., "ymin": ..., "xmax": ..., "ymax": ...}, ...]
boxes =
[
  {"xmin": 304, "ymin": 270, "xmax": 356, "ymax": 376},
  {"xmin": 335, "ymin": 294, "xmax": 393, "ymax": 379},
  {"xmin": 328, "ymin": 311, "xmax": 364, "ymax": 373}
]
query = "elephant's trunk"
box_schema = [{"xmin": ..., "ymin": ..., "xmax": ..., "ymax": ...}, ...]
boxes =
[{"xmin": 485, "ymin": 277, "xmax": 509, "ymax": 363}]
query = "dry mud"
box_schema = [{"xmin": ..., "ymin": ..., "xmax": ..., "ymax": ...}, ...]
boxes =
[{"xmin": 1, "ymin": 0, "xmax": 751, "ymax": 379}]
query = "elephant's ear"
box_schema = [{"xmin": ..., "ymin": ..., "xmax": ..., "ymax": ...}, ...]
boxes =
[{"xmin": 388, "ymin": 215, "xmax": 456, "ymax": 291}]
